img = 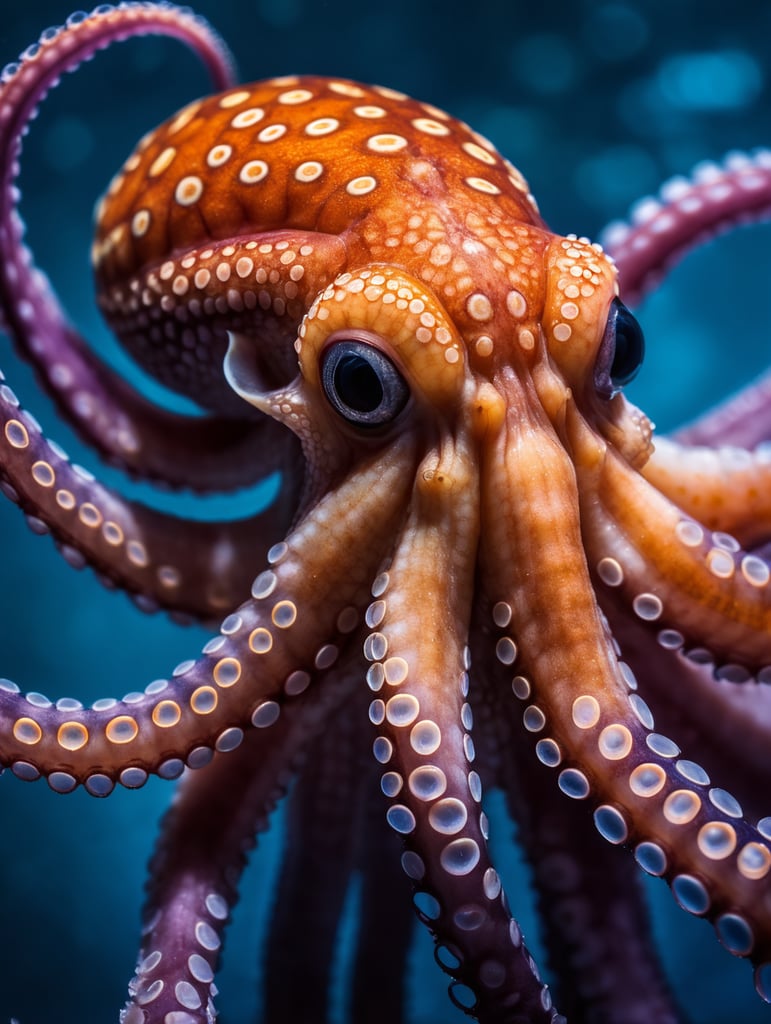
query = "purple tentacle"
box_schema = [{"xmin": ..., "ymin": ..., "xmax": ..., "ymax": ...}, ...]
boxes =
[
  {"xmin": 671, "ymin": 368, "xmax": 771, "ymax": 449},
  {"xmin": 123, "ymin": 665, "xmax": 354, "ymax": 1024},
  {"xmin": 501, "ymin": 728, "xmax": 686, "ymax": 1024},
  {"xmin": 350, "ymin": 787, "xmax": 414, "ymax": 1024},
  {"xmin": 263, "ymin": 684, "xmax": 414, "ymax": 1023},
  {"xmin": 602, "ymin": 598, "xmax": 771, "ymax": 823},
  {"xmin": 0, "ymin": 3, "xmax": 287, "ymax": 492},
  {"xmin": 263, "ymin": 685, "xmax": 367, "ymax": 1022},
  {"xmin": 0, "ymin": 375, "xmax": 302, "ymax": 618},
  {"xmin": 471, "ymin": 607, "xmax": 686, "ymax": 1024},
  {"xmin": 603, "ymin": 151, "xmax": 771, "ymax": 307}
]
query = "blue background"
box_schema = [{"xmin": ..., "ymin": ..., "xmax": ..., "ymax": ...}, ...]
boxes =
[{"xmin": 0, "ymin": 0, "xmax": 769, "ymax": 1021}]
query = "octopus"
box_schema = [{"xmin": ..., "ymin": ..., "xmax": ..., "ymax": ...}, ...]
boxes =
[{"xmin": 0, "ymin": 5, "xmax": 770, "ymax": 1023}]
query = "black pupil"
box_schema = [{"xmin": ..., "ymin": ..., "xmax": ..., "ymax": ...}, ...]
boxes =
[
  {"xmin": 610, "ymin": 301, "xmax": 644, "ymax": 387},
  {"xmin": 334, "ymin": 354, "xmax": 384, "ymax": 413}
]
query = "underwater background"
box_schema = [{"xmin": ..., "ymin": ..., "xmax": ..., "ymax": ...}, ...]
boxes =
[{"xmin": 0, "ymin": 0, "xmax": 769, "ymax": 1021}]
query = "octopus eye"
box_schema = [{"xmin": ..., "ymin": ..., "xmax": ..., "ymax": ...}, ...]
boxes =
[
  {"xmin": 595, "ymin": 298, "xmax": 645, "ymax": 398},
  {"xmin": 321, "ymin": 339, "xmax": 410, "ymax": 427}
]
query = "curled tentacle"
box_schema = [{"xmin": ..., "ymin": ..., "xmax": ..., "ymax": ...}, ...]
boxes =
[
  {"xmin": 0, "ymin": 3, "xmax": 279, "ymax": 492},
  {"xmin": 603, "ymin": 151, "xmax": 771, "ymax": 307},
  {"xmin": 603, "ymin": 154, "xmax": 771, "ymax": 472}
]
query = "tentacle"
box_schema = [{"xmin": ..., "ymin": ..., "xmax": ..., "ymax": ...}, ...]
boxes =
[
  {"xmin": 670, "ymin": 368, "xmax": 771, "ymax": 450},
  {"xmin": 576, "ymin": 415, "xmax": 771, "ymax": 671},
  {"xmin": 365, "ymin": 428, "xmax": 560, "ymax": 1023},
  {"xmin": 642, "ymin": 436, "xmax": 771, "ymax": 547},
  {"xmin": 123, "ymin": 731, "xmax": 290, "ymax": 1024},
  {"xmin": 602, "ymin": 151, "xmax": 771, "ymax": 307},
  {"xmin": 0, "ymin": 4, "xmax": 292, "ymax": 493},
  {"xmin": 264, "ymin": 679, "xmax": 368, "ymax": 1023},
  {"xmin": 350, "ymin": 772, "xmax": 414, "ymax": 1024},
  {"xmin": 264, "ymin": 662, "xmax": 414, "ymax": 1023},
  {"xmin": 601, "ymin": 597, "xmax": 771, "ymax": 822},
  {"xmin": 603, "ymin": 153, "xmax": 771, "ymax": 463},
  {"xmin": 123, "ymin": 655, "xmax": 356, "ymax": 1024},
  {"xmin": 517, "ymin": 773, "xmax": 686, "ymax": 1024},
  {"xmin": 0, "ymin": 437, "xmax": 415, "ymax": 789},
  {"xmin": 0, "ymin": 375, "xmax": 302, "ymax": 619},
  {"xmin": 501, "ymin": 723, "xmax": 686, "ymax": 1023},
  {"xmin": 480, "ymin": 403, "xmax": 771, "ymax": 1003},
  {"xmin": 471, "ymin": 609, "xmax": 686, "ymax": 1024}
]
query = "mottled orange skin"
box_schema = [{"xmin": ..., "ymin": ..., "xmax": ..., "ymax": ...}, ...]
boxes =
[
  {"xmin": 93, "ymin": 79, "xmax": 553, "ymax": 392},
  {"xmin": 94, "ymin": 77, "xmax": 543, "ymax": 278},
  {"xmin": 93, "ymin": 76, "xmax": 648, "ymax": 474}
]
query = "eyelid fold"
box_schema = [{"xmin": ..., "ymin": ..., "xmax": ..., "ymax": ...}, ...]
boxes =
[
  {"xmin": 542, "ymin": 234, "xmax": 620, "ymax": 389},
  {"xmin": 296, "ymin": 266, "xmax": 467, "ymax": 413}
]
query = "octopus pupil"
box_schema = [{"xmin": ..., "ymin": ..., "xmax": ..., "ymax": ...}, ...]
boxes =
[
  {"xmin": 321, "ymin": 339, "xmax": 409, "ymax": 427},
  {"xmin": 334, "ymin": 354, "xmax": 384, "ymax": 413},
  {"xmin": 595, "ymin": 297, "xmax": 645, "ymax": 398},
  {"xmin": 610, "ymin": 300, "xmax": 645, "ymax": 388}
]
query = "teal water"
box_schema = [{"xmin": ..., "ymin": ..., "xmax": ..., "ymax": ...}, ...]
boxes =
[{"xmin": 0, "ymin": 1, "xmax": 769, "ymax": 1021}]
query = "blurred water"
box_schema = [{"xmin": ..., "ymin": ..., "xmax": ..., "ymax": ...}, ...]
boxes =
[{"xmin": 0, "ymin": 1, "xmax": 769, "ymax": 1022}]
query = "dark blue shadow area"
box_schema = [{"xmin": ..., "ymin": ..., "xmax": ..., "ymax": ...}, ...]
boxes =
[{"xmin": 0, "ymin": 1, "xmax": 769, "ymax": 1021}]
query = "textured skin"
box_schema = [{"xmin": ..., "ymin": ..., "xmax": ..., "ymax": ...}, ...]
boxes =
[{"xmin": 1, "ymin": 6, "xmax": 771, "ymax": 1024}]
